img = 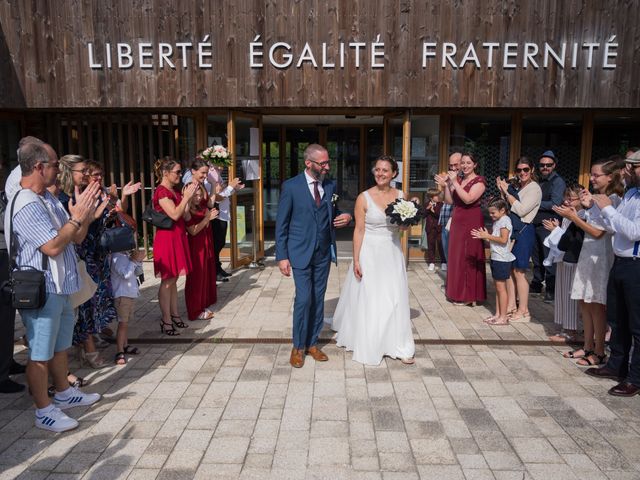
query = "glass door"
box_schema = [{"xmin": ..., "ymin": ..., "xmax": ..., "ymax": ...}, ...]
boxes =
[
  {"xmin": 229, "ymin": 112, "xmax": 263, "ymax": 268},
  {"xmin": 383, "ymin": 112, "xmax": 411, "ymax": 260}
]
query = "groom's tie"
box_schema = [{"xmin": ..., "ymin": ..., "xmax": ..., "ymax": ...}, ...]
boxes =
[{"xmin": 313, "ymin": 181, "xmax": 321, "ymax": 207}]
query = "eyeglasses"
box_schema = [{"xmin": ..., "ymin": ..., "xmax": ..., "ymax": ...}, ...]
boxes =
[
  {"xmin": 71, "ymin": 168, "xmax": 89, "ymax": 174},
  {"xmin": 310, "ymin": 160, "xmax": 330, "ymax": 167},
  {"xmin": 170, "ymin": 169, "xmax": 181, "ymax": 175},
  {"xmin": 89, "ymin": 172, "xmax": 103, "ymax": 177},
  {"xmin": 539, "ymin": 163, "xmax": 554, "ymax": 169},
  {"xmin": 515, "ymin": 167, "xmax": 531, "ymax": 173},
  {"xmin": 625, "ymin": 162, "xmax": 640, "ymax": 168}
]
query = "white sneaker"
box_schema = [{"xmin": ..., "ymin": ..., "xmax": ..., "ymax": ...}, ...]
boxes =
[
  {"xmin": 35, "ymin": 406, "xmax": 79, "ymax": 433},
  {"xmin": 441, "ymin": 263, "xmax": 447, "ymax": 272},
  {"xmin": 54, "ymin": 387, "xmax": 101, "ymax": 410},
  {"xmin": 427, "ymin": 263, "xmax": 435, "ymax": 271}
]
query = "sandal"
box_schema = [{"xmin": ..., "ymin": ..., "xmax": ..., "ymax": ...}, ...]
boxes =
[
  {"xmin": 486, "ymin": 317, "xmax": 510, "ymax": 326},
  {"xmin": 171, "ymin": 315, "xmax": 188, "ymax": 329},
  {"xmin": 160, "ymin": 320, "xmax": 180, "ymax": 336},
  {"xmin": 196, "ymin": 311, "xmax": 215, "ymax": 320},
  {"xmin": 115, "ymin": 352, "xmax": 126, "ymax": 365},
  {"xmin": 562, "ymin": 348, "xmax": 586, "ymax": 359},
  {"xmin": 67, "ymin": 371, "xmax": 87, "ymax": 388},
  {"xmin": 123, "ymin": 345, "xmax": 140, "ymax": 355},
  {"xmin": 577, "ymin": 352, "xmax": 607, "ymax": 367},
  {"xmin": 483, "ymin": 315, "xmax": 497, "ymax": 324},
  {"xmin": 509, "ymin": 311, "xmax": 530, "ymax": 322}
]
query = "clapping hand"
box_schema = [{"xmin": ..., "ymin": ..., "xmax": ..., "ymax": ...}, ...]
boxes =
[
  {"xmin": 69, "ymin": 182, "xmax": 101, "ymax": 223},
  {"xmin": 182, "ymin": 182, "xmax": 198, "ymax": 201},
  {"xmin": 579, "ymin": 189, "xmax": 593, "ymax": 209},
  {"xmin": 94, "ymin": 193, "xmax": 112, "ymax": 220},
  {"xmin": 542, "ymin": 218, "xmax": 559, "ymax": 231},
  {"xmin": 434, "ymin": 173, "xmax": 448, "ymax": 188},
  {"xmin": 208, "ymin": 208, "xmax": 219, "ymax": 221},
  {"xmin": 122, "ymin": 181, "xmax": 142, "ymax": 196},
  {"xmin": 229, "ymin": 177, "xmax": 245, "ymax": 190},
  {"xmin": 592, "ymin": 194, "xmax": 612, "ymax": 209},
  {"xmin": 496, "ymin": 177, "xmax": 509, "ymax": 194},
  {"xmin": 470, "ymin": 227, "xmax": 489, "ymax": 240},
  {"xmin": 552, "ymin": 204, "xmax": 578, "ymax": 221}
]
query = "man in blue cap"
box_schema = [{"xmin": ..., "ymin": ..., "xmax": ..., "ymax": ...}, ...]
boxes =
[{"xmin": 530, "ymin": 150, "xmax": 566, "ymax": 303}]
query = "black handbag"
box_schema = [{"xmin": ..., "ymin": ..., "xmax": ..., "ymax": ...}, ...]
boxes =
[
  {"xmin": 142, "ymin": 203, "xmax": 173, "ymax": 229},
  {"xmin": 1, "ymin": 191, "xmax": 48, "ymax": 309},
  {"xmin": 99, "ymin": 223, "xmax": 136, "ymax": 253}
]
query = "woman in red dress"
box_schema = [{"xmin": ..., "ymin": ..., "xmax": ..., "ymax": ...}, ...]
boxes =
[
  {"xmin": 185, "ymin": 164, "xmax": 219, "ymax": 320},
  {"xmin": 435, "ymin": 153, "xmax": 487, "ymax": 305},
  {"xmin": 152, "ymin": 158, "xmax": 198, "ymax": 335}
]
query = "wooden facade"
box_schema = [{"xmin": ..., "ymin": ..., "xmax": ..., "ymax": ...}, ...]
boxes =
[{"xmin": 1, "ymin": 0, "xmax": 640, "ymax": 110}]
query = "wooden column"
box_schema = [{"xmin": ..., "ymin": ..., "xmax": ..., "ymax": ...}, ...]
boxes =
[{"xmin": 509, "ymin": 112, "xmax": 523, "ymax": 176}]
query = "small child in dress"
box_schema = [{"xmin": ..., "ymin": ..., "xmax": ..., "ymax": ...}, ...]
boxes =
[
  {"xmin": 111, "ymin": 245, "xmax": 146, "ymax": 365},
  {"xmin": 471, "ymin": 198, "xmax": 515, "ymax": 325},
  {"xmin": 424, "ymin": 188, "xmax": 445, "ymax": 271}
]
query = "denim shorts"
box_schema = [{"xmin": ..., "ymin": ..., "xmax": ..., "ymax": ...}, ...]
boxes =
[
  {"xmin": 20, "ymin": 293, "xmax": 75, "ymax": 361},
  {"xmin": 490, "ymin": 260, "xmax": 512, "ymax": 281}
]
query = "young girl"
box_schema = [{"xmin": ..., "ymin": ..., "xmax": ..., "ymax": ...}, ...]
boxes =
[
  {"xmin": 471, "ymin": 199, "xmax": 515, "ymax": 325},
  {"xmin": 110, "ymin": 240, "xmax": 146, "ymax": 365},
  {"xmin": 544, "ymin": 183, "xmax": 585, "ymax": 343},
  {"xmin": 423, "ymin": 188, "xmax": 445, "ymax": 271}
]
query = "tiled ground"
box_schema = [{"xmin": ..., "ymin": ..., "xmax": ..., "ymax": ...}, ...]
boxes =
[{"xmin": 2, "ymin": 262, "xmax": 639, "ymax": 480}]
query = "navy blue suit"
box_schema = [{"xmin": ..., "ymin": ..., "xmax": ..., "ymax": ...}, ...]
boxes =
[{"xmin": 276, "ymin": 173, "xmax": 339, "ymax": 349}]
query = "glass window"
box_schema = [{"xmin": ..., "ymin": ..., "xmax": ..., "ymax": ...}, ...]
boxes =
[
  {"xmin": 450, "ymin": 114, "xmax": 510, "ymax": 199},
  {"xmin": 365, "ymin": 126, "xmax": 384, "ymax": 188},
  {"xmin": 327, "ymin": 127, "xmax": 360, "ymax": 215},
  {"xmin": 410, "ymin": 115, "xmax": 440, "ymax": 192},
  {"xmin": 284, "ymin": 127, "xmax": 318, "ymax": 180},
  {"xmin": 592, "ymin": 115, "xmax": 640, "ymax": 162},
  {"xmin": 521, "ymin": 116, "xmax": 582, "ymax": 184},
  {"xmin": 262, "ymin": 126, "xmax": 280, "ymax": 224}
]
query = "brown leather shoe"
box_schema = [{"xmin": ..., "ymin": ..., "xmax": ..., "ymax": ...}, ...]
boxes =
[
  {"xmin": 584, "ymin": 367, "xmax": 623, "ymax": 381},
  {"xmin": 290, "ymin": 348, "xmax": 304, "ymax": 368},
  {"xmin": 608, "ymin": 382, "xmax": 640, "ymax": 397},
  {"xmin": 306, "ymin": 346, "xmax": 328, "ymax": 362}
]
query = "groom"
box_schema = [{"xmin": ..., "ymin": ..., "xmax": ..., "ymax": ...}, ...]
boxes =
[{"xmin": 276, "ymin": 144, "xmax": 352, "ymax": 368}]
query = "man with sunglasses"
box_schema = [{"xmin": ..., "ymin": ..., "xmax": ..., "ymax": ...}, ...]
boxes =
[
  {"xmin": 583, "ymin": 152, "xmax": 640, "ymax": 397},
  {"xmin": 276, "ymin": 144, "xmax": 352, "ymax": 368},
  {"xmin": 531, "ymin": 150, "xmax": 566, "ymax": 303}
]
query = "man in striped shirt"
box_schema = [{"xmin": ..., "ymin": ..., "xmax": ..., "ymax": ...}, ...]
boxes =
[{"xmin": 7, "ymin": 141, "xmax": 102, "ymax": 432}]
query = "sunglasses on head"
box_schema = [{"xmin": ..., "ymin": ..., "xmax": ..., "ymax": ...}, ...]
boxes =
[{"xmin": 515, "ymin": 167, "xmax": 531, "ymax": 173}]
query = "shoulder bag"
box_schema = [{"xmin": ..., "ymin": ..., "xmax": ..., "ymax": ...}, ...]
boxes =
[
  {"xmin": 2, "ymin": 191, "xmax": 47, "ymax": 309},
  {"xmin": 142, "ymin": 202, "xmax": 173, "ymax": 229}
]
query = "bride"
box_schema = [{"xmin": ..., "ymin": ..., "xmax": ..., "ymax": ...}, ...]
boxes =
[{"xmin": 331, "ymin": 155, "xmax": 415, "ymax": 365}]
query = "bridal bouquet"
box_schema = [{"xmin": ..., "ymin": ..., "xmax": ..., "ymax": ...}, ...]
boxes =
[
  {"xmin": 385, "ymin": 198, "xmax": 424, "ymax": 226},
  {"xmin": 201, "ymin": 145, "xmax": 232, "ymax": 167}
]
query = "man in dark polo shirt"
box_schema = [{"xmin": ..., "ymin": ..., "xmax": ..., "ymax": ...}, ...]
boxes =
[{"xmin": 530, "ymin": 150, "xmax": 566, "ymax": 303}]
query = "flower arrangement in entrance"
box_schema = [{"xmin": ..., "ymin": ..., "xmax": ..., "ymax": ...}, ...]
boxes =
[{"xmin": 202, "ymin": 145, "xmax": 232, "ymax": 167}]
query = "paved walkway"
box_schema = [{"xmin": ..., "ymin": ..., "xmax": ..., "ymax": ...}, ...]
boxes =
[{"xmin": 2, "ymin": 262, "xmax": 640, "ymax": 480}]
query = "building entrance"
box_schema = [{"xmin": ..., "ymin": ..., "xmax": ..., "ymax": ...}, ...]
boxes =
[{"xmin": 261, "ymin": 115, "xmax": 384, "ymax": 257}]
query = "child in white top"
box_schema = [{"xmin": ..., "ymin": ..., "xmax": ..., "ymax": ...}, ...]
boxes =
[
  {"xmin": 471, "ymin": 199, "xmax": 515, "ymax": 325},
  {"xmin": 111, "ymin": 248, "xmax": 146, "ymax": 365}
]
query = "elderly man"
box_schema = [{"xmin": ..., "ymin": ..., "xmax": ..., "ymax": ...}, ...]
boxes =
[
  {"xmin": 5, "ymin": 141, "xmax": 101, "ymax": 431},
  {"xmin": 585, "ymin": 151, "xmax": 640, "ymax": 397},
  {"xmin": 438, "ymin": 151, "xmax": 462, "ymax": 271},
  {"xmin": 530, "ymin": 150, "xmax": 566, "ymax": 303}
]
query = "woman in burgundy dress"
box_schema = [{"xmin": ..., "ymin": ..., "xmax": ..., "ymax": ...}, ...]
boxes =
[
  {"xmin": 185, "ymin": 181, "xmax": 219, "ymax": 320},
  {"xmin": 152, "ymin": 157, "xmax": 198, "ymax": 335},
  {"xmin": 435, "ymin": 153, "xmax": 487, "ymax": 305}
]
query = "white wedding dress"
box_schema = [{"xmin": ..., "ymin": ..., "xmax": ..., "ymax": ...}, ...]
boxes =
[{"xmin": 331, "ymin": 190, "xmax": 415, "ymax": 365}]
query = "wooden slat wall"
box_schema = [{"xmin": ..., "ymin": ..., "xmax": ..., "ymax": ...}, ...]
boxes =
[{"xmin": 1, "ymin": 0, "xmax": 639, "ymax": 109}]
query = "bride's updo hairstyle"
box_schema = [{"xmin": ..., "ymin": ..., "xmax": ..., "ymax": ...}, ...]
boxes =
[{"xmin": 373, "ymin": 155, "xmax": 399, "ymax": 179}]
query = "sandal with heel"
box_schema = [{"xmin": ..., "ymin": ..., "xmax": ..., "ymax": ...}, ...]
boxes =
[
  {"xmin": 160, "ymin": 320, "xmax": 180, "ymax": 336},
  {"xmin": 171, "ymin": 314, "xmax": 188, "ymax": 329}
]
